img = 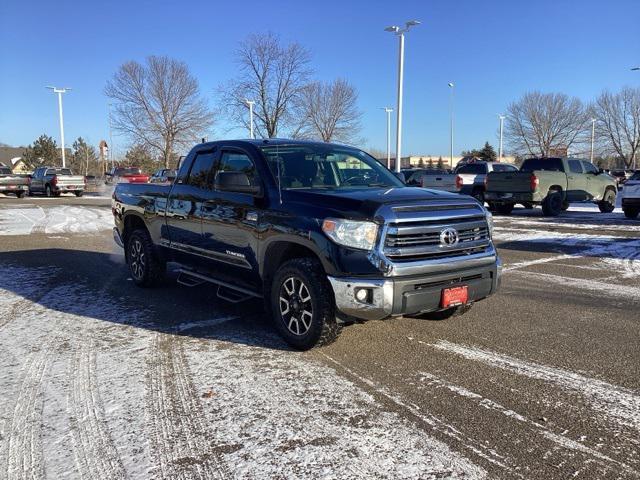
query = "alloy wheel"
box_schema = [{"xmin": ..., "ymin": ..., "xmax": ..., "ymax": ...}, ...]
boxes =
[
  {"xmin": 279, "ymin": 276, "xmax": 313, "ymax": 336},
  {"xmin": 129, "ymin": 239, "xmax": 146, "ymax": 280}
]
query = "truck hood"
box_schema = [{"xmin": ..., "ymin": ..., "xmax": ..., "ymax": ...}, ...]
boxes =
[{"xmin": 282, "ymin": 187, "xmax": 473, "ymax": 219}]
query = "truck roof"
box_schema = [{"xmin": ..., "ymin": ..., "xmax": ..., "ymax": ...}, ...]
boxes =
[{"xmin": 196, "ymin": 138, "xmax": 360, "ymax": 150}]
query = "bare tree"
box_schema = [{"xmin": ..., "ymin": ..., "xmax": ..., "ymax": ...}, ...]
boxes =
[
  {"xmin": 293, "ymin": 79, "xmax": 362, "ymax": 143},
  {"xmin": 593, "ymin": 87, "xmax": 640, "ymax": 168},
  {"xmin": 219, "ymin": 33, "xmax": 311, "ymax": 138},
  {"xmin": 105, "ymin": 56, "xmax": 214, "ymax": 168},
  {"xmin": 505, "ymin": 92, "xmax": 591, "ymax": 157}
]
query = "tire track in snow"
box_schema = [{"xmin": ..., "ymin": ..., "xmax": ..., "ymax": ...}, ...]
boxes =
[
  {"xmin": 146, "ymin": 333, "xmax": 229, "ymax": 480},
  {"xmin": 68, "ymin": 341, "xmax": 127, "ymax": 480},
  {"xmin": 5, "ymin": 351, "xmax": 49, "ymax": 480}
]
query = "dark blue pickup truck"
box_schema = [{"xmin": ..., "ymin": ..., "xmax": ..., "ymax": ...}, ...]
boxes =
[{"xmin": 112, "ymin": 139, "xmax": 501, "ymax": 349}]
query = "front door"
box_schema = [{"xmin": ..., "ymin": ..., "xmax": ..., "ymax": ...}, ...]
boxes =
[
  {"xmin": 200, "ymin": 148, "xmax": 263, "ymax": 287},
  {"xmin": 164, "ymin": 149, "xmax": 217, "ymax": 259},
  {"xmin": 566, "ymin": 159, "xmax": 588, "ymax": 201}
]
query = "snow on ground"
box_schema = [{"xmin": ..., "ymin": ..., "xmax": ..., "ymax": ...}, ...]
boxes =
[
  {"xmin": 0, "ymin": 264, "xmax": 486, "ymax": 479},
  {"xmin": 0, "ymin": 205, "xmax": 113, "ymax": 236}
]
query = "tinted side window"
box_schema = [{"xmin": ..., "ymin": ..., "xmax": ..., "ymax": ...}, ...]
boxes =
[
  {"xmin": 492, "ymin": 164, "xmax": 518, "ymax": 172},
  {"xmin": 581, "ymin": 161, "xmax": 598, "ymax": 174},
  {"xmin": 568, "ymin": 160, "xmax": 583, "ymax": 173},
  {"xmin": 186, "ymin": 151, "xmax": 216, "ymax": 189},
  {"xmin": 216, "ymin": 151, "xmax": 258, "ymax": 186},
  {"xmin": 457, "ymin": 164, "xmax": 485, "ymax": 174}
]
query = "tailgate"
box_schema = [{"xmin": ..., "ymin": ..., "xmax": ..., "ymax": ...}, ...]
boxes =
[
  {"xmin": 486, "ymin": 172, "xmax": 532, "ymax": 193},
  {"xmin": 56, "ymin": 175, "xmax": 85, "ymax": 186},
  {"xmin": 0, "ymin": 176, "xmax": 29, "ymax": 186},
  {"xmin": 421, "ymin": 174, "xmax": 458, "ymax": 192}
]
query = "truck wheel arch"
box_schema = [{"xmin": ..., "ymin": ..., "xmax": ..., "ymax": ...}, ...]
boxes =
[
  {"xmin": 548, "ymin": 185, "xmax": 564, "ymax": 198},
  {"xmin": 122, "ymin": 213, "xmax": 149, "ymax": 245}
]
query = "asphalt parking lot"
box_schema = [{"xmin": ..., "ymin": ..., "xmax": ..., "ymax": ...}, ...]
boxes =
[{"xmin": 0, "ymin": 195, "xmax": 638, "ymax": 479}]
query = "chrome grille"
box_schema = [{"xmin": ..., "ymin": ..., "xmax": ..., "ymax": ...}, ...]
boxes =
[{"xmin": 382, "ymin": 208, "xmax": 490, "ymax": 262}]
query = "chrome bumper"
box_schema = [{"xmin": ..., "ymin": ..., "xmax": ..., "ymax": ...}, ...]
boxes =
[
  {"xmin": 327, "ymin": 276, "xmax": 394, "ymax": 321},
  {"xmin": 328, "ymin": 256, "xmax": 502, "ymax": 322},
  {"xmin": 113, "ymin": 227, "xmax": 124, "ymax": 248}
]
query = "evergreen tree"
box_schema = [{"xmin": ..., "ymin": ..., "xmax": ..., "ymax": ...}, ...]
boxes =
[
  {"xmin": 71, "ymin": 137, "xmax": 99, "ymax": 175},
  {"xmin": 480, "ymin": 141, "xmax": 497, "ymax": 161},
  {"xmin": 22, "ymin": 134, "xmax": 59, "ymax": 169},
  {"xmin": 437, "ymin": 156, "xmax": 444, "ymax": 169},
  {"xmin": 428, "ymin": 158, "xmax": 434, "ymax": 168}
]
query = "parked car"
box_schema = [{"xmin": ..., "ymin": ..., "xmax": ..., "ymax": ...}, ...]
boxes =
[
  {"xmin": 106, "ymin": 167, "xmax": 149, "ymax": 184},
  {"xmin": 112, "ymin": 139, "xmax": 501, "ymax": 350},
  {"xmin": 485, "ymin": 157, "xmax": 617, "ymax": 216},
  {"xmin": 149, "ymin": 168, "xmax": 177, "ymax": 184},
  {"xmin": 28, "ymin": 167, "xmax": 86, "ymax": 197},
  {"xmin": 621, "ymin": 171, "xmax": 640, "ymax": 219},
  {"xmin": 0, "ymin": 166, "xmax": 30, "ymax": 198}
]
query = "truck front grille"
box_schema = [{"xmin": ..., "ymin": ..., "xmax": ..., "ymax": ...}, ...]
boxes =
[{"xmin": 383, "ymin": 211, "xmax": 490, "ymax": 262}]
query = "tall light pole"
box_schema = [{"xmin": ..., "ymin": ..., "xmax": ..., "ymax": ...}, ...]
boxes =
[
  {"xmin": 590, "ymin": 118, "xmax": 596, "ymax": 163},
  {"xmin": 108, "ymin": 103, "xmax": 114, "ymax": 170},
  {"xmin": 245, "ymin": 99, "xmax": 255, "ymax": 139},
  {"xmin": 385, "ymin": 20, "xmax": 420, "ymax": 172},
  {"xmin": 448, "ymin": 82, "xmax": 454, "ymax": 167},
  {"xmin": 382, "ymin": 107, "xmax": 393, "ymax": 169},
  {"xmin": 46, "ymin": 86, "xmax": 71, "ymax": 168},
  {"xmin": 498, "ymin": 115, "xmax": 505, "ymax": 162}
]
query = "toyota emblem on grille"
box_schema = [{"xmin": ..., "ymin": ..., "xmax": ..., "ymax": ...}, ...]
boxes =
[{"xmin": 440, "ymin": 227, "xmax": 459, "ymax": 246}]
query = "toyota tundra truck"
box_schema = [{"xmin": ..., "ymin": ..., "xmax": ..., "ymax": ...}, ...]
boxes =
[
  {"xmin": 0, "ymin": 166, "xmax": 29, "ymax": 197},
  {"xmin": 112, "ymin": 140, "xmax": 501, "ymax": 349},
  {"xmin": 485, "ymin": 157, "xmax": 617, "ymax": 216}
]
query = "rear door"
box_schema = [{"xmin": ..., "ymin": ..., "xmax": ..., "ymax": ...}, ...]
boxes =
[
  {"xmin": 566, "ymin": 159, "xmax": 588, "ymax": 201},
  {"xmin": 164, "ymin": 148, "xmax": 217, "ymax": 256},
  {"xmin": 199, "ymin": 147, "xmax": 263, "ymax": 286}
]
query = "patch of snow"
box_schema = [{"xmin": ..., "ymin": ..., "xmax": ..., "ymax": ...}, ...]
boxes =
[{"xmin": 0, "ymin": 206, "xmax": 113, "ymax": 236}]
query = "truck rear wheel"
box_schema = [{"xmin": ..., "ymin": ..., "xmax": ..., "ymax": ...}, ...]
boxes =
[
  {"xmin": 495, "ymin": 203, "xmax": 514, "ymax": 215},
  {"xmin": 126, "ymin": 229, "xmax": 165, "ymax": 287},
  {"xmin": 45, "ymin": 185, "xmax": 52, "ymax": 197},
  {"xmin": 623, "ymin": 207, "xmax": 639, "ymax": 219},
  {"xmin": 15, "ymin": 191, "xmax": 25, "ymax": 198},
  {"xmin": 270, "ymin": 257, "xmax": 340, "ymax": 350},
  {"xmin": 598, "ymin": 189, "xmax": 616, "ymax": 213},
  {"xmin": 75, "ymin": 191, "xmax": 83, "ymax": 197},
  {"xmin": 542, "ymin": 192, "xmax": 562, "ymax": 216}
]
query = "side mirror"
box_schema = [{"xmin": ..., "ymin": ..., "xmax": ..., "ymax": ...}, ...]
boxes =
[
  {"xmin": 215, "ymin": 171, "xmax": 261, "ymax": 195},
  {"xmin": 394, "ymin": 171, "xmax": 406, "ymax": 183}
]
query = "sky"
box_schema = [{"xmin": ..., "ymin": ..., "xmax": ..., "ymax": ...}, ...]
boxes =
[{"xmin": 1, "ymin": 0, "xmax": 639, "ymax": 158}]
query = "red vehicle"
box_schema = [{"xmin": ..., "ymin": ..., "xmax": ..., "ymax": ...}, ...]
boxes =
[{"xmin": 106, "ymin": 167, "xmax": 149, "ymax": 184}]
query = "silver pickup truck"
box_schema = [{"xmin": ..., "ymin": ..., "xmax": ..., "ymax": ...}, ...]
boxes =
[
  {"xmin": 29, "ymin": 167, "xmax": 86, "ymax": 197},
  {"xmin": 0, "ymin": 166, "xmax": 30, "ymax": 198}
]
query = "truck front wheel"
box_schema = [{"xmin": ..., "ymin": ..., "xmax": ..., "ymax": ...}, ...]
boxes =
[
  {"xmin": 126, "ymin": 229, "xmax": 165, "ymax": 287},
  {"xmin": 623, "ymin": 207, "xmax": 639, "ymax": 219},
  {"xmin": 495, "ymin": 203, "xmax": 514, "ymax": 215},
  {"xmin": 598, "ymin": 189, "xmax": 616, "ymax": 213},
  {"xmin": 270, "ymin": 257, "xmax": 340, "ymax": 350}
]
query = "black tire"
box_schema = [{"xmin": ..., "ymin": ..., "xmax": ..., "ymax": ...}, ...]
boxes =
[
  {"xmin": 28, "ymin": 189, "xmax": 34, "ymax": 197},
  {"xmin": 75, "ymin": 191, "xmax": 83, "ymax": 197},
  {"xmin": 126, "ymin": 229, "xmax": 165, "ymax": 287},
  {"xmin": 15, "ymin": 191, "xmax": 25, "ymax": 198},
  {"xmin": 417, "ymin": 304, "xmax": 472, "ymax": 321},
  {"xmin": 495, "ymin": 203, "xmax": 514, "ymax": 215},
  {"xmin": 561, "ymin": 201, "xmax": 570, "ymax": 211},
  {"xmin": 541, "ymin": 192, "xmax": 562, "ymax": 216},
  {"xmin": 598, "ymin": 189, "xmax": 616, "ymax": 213},
  {"xmin": 471, "ymin": 188, "xmax": 485, "ymax": 204},
  {"xmin": 270, "ymin": 257, "xmax": 340, "ymax": 350},
  {"xmin": 623, "ymin": 207, "xmax": 639, "ymax": 219},
  {"xmin": 521, "ymin": 202, "xmax": 534, "ymax": 209},
  {"xmin": 487, "ymin": 202, "xmax": 497, "ymax": 212},
  {"xmin": 45, "ymin": 185, "xmax": 52, "ymax": 197}
]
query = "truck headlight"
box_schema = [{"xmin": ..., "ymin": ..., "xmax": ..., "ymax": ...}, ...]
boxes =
[{"xmin": 322, "ymin": 218, "xmax": 379, "ymax": 251}]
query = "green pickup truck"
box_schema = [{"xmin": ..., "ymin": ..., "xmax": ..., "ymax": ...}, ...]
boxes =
[{"xmin": 485, "ymin": 157, "xmax": 617, "ymax": 216}]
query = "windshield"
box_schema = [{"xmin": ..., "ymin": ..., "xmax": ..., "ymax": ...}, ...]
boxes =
[
  {"xmin": 630, "ymin": 171, "xmax": 640, "ymax": 181},
  {"xmin": 260, "ymin": 144, "xmax": 404, "ymax": 190},
  {"xmin": 520, "ymin": 158, "xmax": 564, "ymax": 172}
]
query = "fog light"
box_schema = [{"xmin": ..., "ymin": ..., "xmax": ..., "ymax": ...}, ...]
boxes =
[{"xmin": 355, "ymin": 288, "xmax": 369, "ymax": 302}]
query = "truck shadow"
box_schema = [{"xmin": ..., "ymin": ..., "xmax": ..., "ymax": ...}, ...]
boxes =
[{"xmin": 0, "ymin": 248, "xmax": 294, "ymax": 352}]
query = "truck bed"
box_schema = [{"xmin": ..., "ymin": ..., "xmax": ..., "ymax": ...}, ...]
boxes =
[{"xmin": 421, "ymin": 173, "xmax": 460, "ymax": 193}]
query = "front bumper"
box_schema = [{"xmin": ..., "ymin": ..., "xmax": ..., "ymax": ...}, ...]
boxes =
[{"xmin": 328, "ymin": 258, "xmax": 502, "ymax": 321}]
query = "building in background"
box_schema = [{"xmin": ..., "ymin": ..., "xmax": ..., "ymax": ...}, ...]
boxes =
[{"xmin": 383, "ymin": 155, "xmax": 517, "ymax": 170}]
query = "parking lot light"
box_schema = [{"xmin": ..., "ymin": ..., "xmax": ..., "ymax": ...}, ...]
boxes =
[
  {"xmin": 448, "ymin": 82, "xmax": 454, "ymax": 167},
  {"xmin": 381, "ymin": 107, "xmax": 393, "ymax": 169},
  {"xmin": 498, "ymin": 115, "xmax": 505, "ymax": 162},
  {"xmin": 385, "ymin": 20, "xmax": 420, "ymax": 172},
  {"xmin": 46, "ymin": 86, "xmax": 71, "ymax": 168},
  {"xmin": 245, "ymin": 99, "xmax": 255, "ymax": 139}
]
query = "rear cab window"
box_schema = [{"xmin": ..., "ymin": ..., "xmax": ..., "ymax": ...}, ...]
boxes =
[
  {"xmin": 492, "ymin": 164, "xmax": 518, "ymax": 173},
  {"xmin": 520, "ymin": 158, "xmax": 565, "ymax": 172},
  {"xmin": 456, "ymin": 164, "xmax": 486, "ymax": 174}
]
